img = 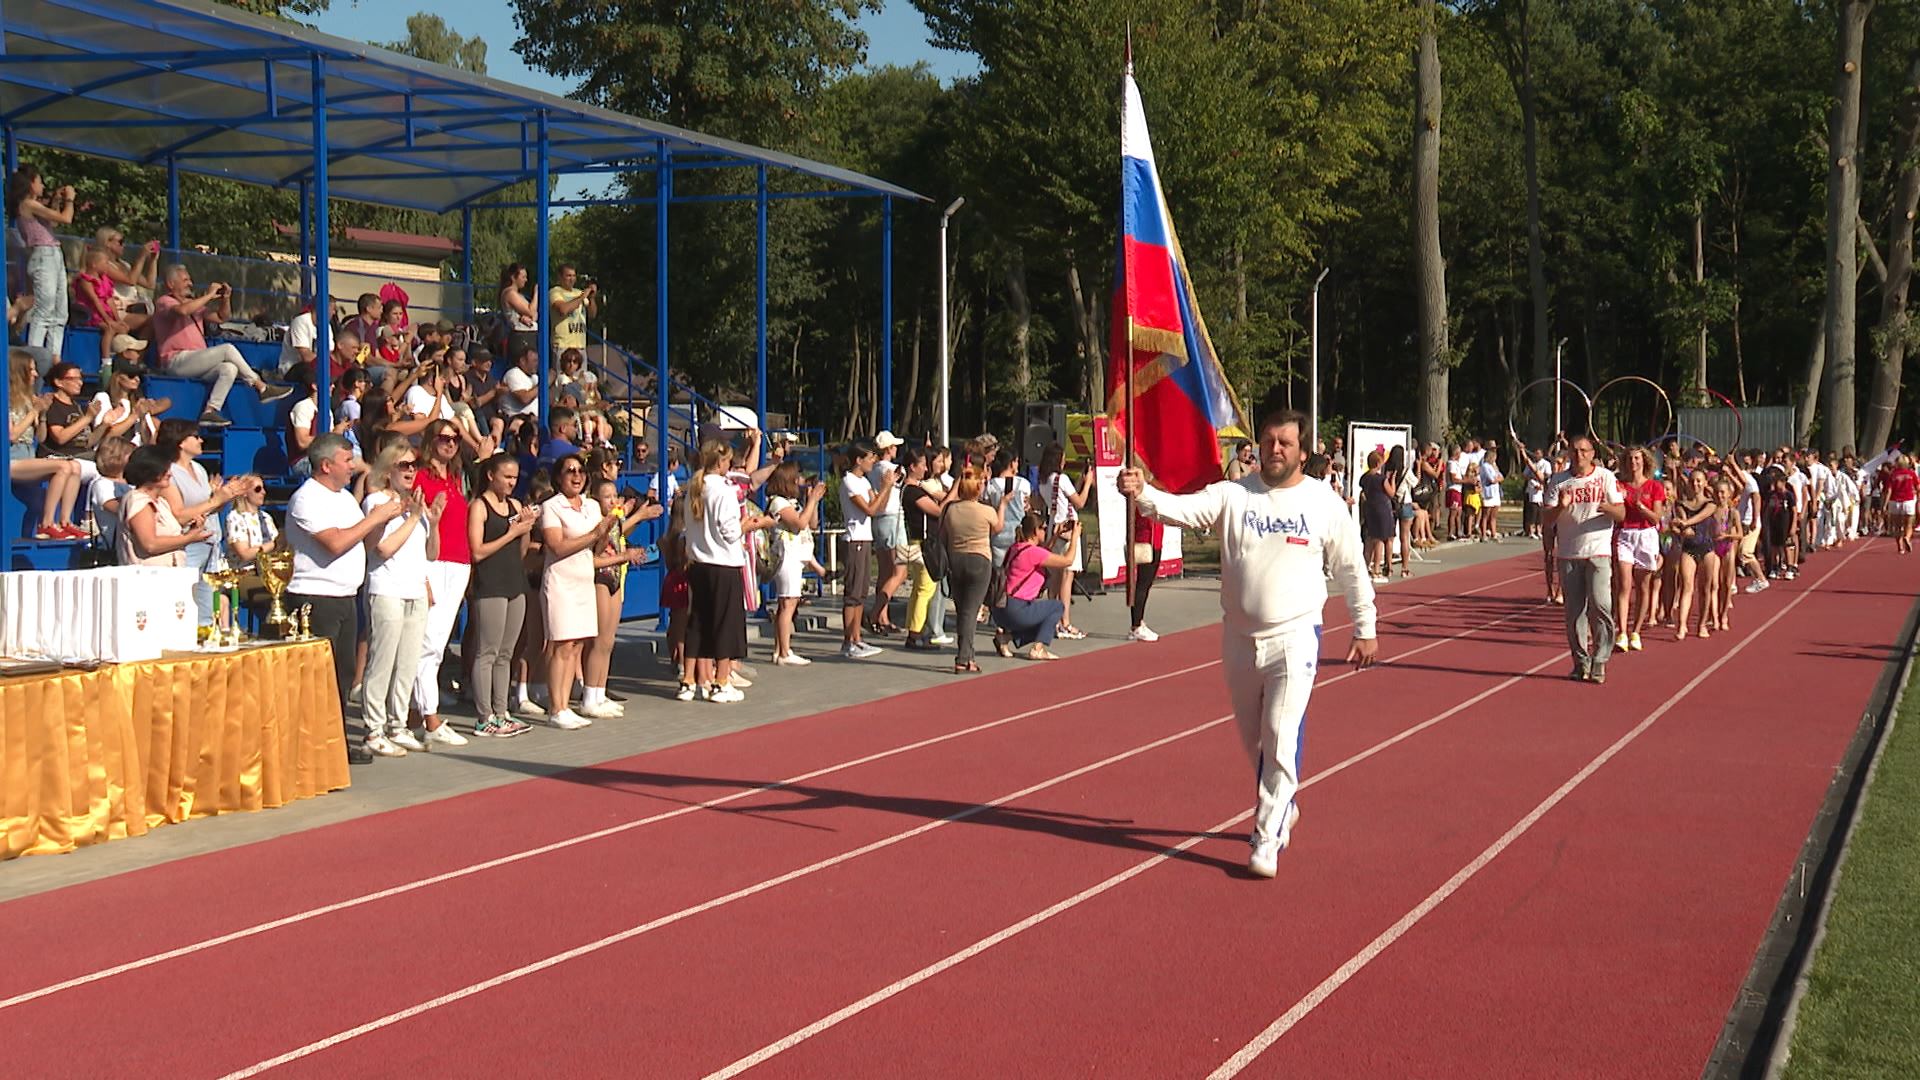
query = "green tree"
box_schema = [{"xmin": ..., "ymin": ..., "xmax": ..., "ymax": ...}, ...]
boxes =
[{"xmin": 384, "ymin": 13, "xmax": 488, "ymax": 74}]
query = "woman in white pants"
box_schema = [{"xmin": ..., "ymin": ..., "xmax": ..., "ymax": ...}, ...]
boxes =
[
  {"xmin": 362, "ymin": 442, "xmax": 439, "ymax": 757},
  {"xmin": 409, "ymin": 418, "xmax": 473, "ymax": 746},
  {"xmin": 1117, "ymin": 409, "xmax": 1378, "ymax": 879}
]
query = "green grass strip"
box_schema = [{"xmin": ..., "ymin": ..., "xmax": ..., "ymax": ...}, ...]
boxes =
[{"xmin": 1783, "ymin": 666, "xmax": 1920, "ymax": 1079}]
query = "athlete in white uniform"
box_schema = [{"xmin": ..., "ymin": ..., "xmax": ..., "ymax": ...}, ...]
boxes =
[{"xmin": 1119, "ymin": 409, "xmax": 1378, "ymax": 879}]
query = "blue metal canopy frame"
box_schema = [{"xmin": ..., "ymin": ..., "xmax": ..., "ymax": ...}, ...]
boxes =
[{"xmin": 0, "ymin": 0, "xmax": 919, "ymax": 571}]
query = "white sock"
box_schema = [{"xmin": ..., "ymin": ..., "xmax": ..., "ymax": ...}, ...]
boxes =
[
  {"xmin": 584, "ymin": 686, "xmax": 604, "ymax": 707},
  {"xmin": 515, "ymin": 681, "xmax": 528, "ymax": 702}
]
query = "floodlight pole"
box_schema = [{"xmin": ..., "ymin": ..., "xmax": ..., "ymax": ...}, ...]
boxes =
[
  {"xmin": 1309, "ymin": 267, "xmax": 1329, "ymax": 451},
  {"xmin": 535, "ymin": 109, "xmax": 551, "ymax": 429},
  {"xmin": 755, "ymin": 164, "xmax": 769, "ymax": 433},
  {"xmin": 881, "ymin": 196, "xmax": 895, "ymax": 434},
  {"xmin": 310, "ymin": 57, "xmax": 332, "ymax": 430},
  {"xmin": 938, "ymin": 196, "xmax": 965, "ymax": 447}
]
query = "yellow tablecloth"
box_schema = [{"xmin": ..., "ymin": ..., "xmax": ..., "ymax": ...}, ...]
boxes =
[{"xmin": 0, "ymin": 640, "xmax": 351, "ymax": 859}]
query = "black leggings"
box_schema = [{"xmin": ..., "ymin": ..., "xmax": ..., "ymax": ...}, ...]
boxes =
[
  {"xmin": 1131, "ymin": 548, "xmax": 1162, "ymax": 628},
  {"xmin": 947, "ymin": 552, "xmax": 992, "ymax": 666}
]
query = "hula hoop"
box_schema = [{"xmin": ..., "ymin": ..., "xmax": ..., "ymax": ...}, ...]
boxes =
[
  {"xmin": 1588, "ymin": 376, "xmax": 1674, "ymax": 448},
  {"xmin": 1507, "ymin": 377, "xmax": 1593, "ymax": 451},
  {"xmin": 1690, "ymin": 385, "xmax": 1745, "ymax": 456}
]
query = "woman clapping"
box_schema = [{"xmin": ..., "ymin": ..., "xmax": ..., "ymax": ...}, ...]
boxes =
[{"xmin": 539, "ymin": 454, "xmax": 616, "ymax": 730}]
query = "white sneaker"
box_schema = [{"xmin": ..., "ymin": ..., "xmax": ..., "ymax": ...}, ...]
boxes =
[
  {"xmin": 1248, "ymin": 805, "xmax": 1301, "ymax": 879},
  {"xmin": 1371, "ymin": 573, "xmax": 1390, "ymax": 584},
  {"xmin": 674, "ymin": 683, "xmax": 697, "ymax": 702},
  {"xmin": 389, "ymin": 728, "xmax": 427, "ymax": 752},
  {"xmin": 425, "ymin": 724, "xmax": 469, "ymax": 748},
  {"xmin": 733, "ymin": 662, "xmax": 759, "ymax": 680},
  {"xmin": 1128, "ymin": 624, "xmax": 1160, "ymax": 643},
  {"xmin": 365, "ymin": 734, "xmax": 407, "ymax": 757},
  {"xmin": 774, "ymin": 652, "xmax": 812, "ymax": 666},
  {"xmin": 856, "ymin": 642, "xmax": 884, "ymax": 659},
  {"xmin": 577, "ymin": 700, "xmax": 623, "ymax": 720},
  {"xmin": 729, "ymin": 671, "xmax": 753, "ymax": 689},
  {"xmin": 515, "ymin": 697, "xmax": 548, "ymax": 718},
  {"xmin": 546, "ymin": 709, "xmax": 592, "ymax": 730},
  {"xmin": 929, "ymin": 634, "xmax": 955, "ymax": 646},
  {"xmin": 708, "ymin": 684, "xmax": 745, "ymax": 704},
  {"xmin": 1745, "ymin": 579, "xmax": 1770, "ymax": 594}
]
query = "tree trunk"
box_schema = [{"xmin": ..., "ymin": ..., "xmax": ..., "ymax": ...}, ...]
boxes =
[
  {"xmin": 1413, "ymin": 0, "xmax": 1450, "ymax": 450},
  {"xmin": 1519, "ymin": 0, "xmax": 1552, "ymax": 442},
  {"xmin": 866, "ymin": 322, "xmax": 880, "ymax": 435},
  {"xmin": 902, "ymin": 303, "xmax": 924, "ymax": 438},
  {"xmin": 846, "ymin": 322, "xmax": 863, "ymax": 442},
  {"xmin": 1822, "ymin": 0, "xmax": 1874, "ymax": 454},
  {"xmin": 1692, "ymin": 203, "xmax": 1708, "ymax": 396},
  {"xmin": 1004, "ymin": 254, "xmax": 1032, "ymax": 403},
  {"xmin": 1864, "ymin": 53, "xmax": 1920, "ymax": 455},
  {"xmin": 1799, "ymin": 305, "xmax": 1828, "ymax": 446},
  {"xmin": 1729, "ymin": 205, "xmax": 1750, "ymax": 405},
  {"xmin": 1066, "ymin": 258, "xmax": 1104, "ymax": 412}
]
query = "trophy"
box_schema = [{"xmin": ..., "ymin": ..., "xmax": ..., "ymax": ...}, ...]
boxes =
[
  {"xmin": 259, "ymin": 549, "xmax": 296, "ymax": 636},
  {"xmin": 202, "ymin": 567, "xmax": 245, "ymax": 648},
  {"xmin": 296, "ymin": 604, "xmax": 314, "ymax": 641}
]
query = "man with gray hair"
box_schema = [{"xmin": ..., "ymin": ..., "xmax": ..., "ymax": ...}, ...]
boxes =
[
  {"xmin": 149, "ymin": 263, "xmax": 291, "ymax": 426},
  {"xmin": 286, "ymin": 432, "xmax": 404, "ymax": 765}
]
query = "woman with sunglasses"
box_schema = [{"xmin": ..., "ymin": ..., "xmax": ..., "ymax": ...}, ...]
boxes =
[
  {"xmin": 157, "ymin": 417, "xmax": 254, "ymax": 622},
  {"xmin": 407, "ymin": 418, "xmax": 473, "ymax": 747},
  {"xmin": 539, "ymin": 453, "xmax": 618, "ymax": 729},
  {"xmin": 360, "ymin": 442, "xmax": 440, "ymax": 757}
]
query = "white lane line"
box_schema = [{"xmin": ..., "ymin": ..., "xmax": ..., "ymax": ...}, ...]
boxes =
[
  {"xmin": 0, "ymin": 570, "xmax": 1533, "ymax": 1014},
  {"xmin": 701, "ymin": 605, "xmax": 1569, "ymax": 1079},
  {"xmin": 215, "ymin": 715, "xmax": 1239, "ymax": 1079},
  {"xmin": 1204, "ymin": 542, "xmax": 1872, "ymax": 1079}
]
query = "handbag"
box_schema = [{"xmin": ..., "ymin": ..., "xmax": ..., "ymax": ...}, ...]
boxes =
[
  {"xmin": 923, "ymin": 521, "xmax": 951, "ymax": 582},
  {"xmin": 988, "ymin": 542, "xmax": 1023, "ymax": 609},
  {"xmin": 1132, "ymin": 542, "xmax": 1155, "ymax": 566},
  {"xmin": 1411, "ymin": 477, "xmax": 1436, "ymax": 503}
]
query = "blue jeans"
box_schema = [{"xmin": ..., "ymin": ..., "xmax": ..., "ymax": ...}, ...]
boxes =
[
  {"xmin": 25, "ymin": 245, "xmax": 66, "ymax": 360},
  {"xmin": 994, "ymin": 596, "xmax": 1063, "ymax": 648}
]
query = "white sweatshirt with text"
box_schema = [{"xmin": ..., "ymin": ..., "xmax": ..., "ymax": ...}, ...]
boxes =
[{"xmin": 1136, "ymin": 474, "xmax": 1377, "ymax": 641}]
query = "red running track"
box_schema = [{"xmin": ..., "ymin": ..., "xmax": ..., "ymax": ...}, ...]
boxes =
[{"xmin": 0, "ymin": 545, "xmax": 1912, "ymax": 1079}]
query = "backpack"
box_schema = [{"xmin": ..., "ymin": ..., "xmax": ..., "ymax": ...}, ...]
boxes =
[
  {"xmin": 922, "ymin": 514, "xmax": 950, "ymax": 583},
  {"xmin": 988, "ymin": 542, "xmax": 1028, "ymax": 609}
]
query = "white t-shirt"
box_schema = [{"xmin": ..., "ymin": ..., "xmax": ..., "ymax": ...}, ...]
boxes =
[
  {"xmin": 290, "ymin": 395, "xmax": 317, "ymax": 437},
  {"xmin": 500, "ymin": 367, "xmax": 540, "ymax": 418},
  {"xmin": 404, "ymin": 383, "xmax": 455, "ymax": 422},
  {"xmin": 1545, "ymin": 466, "xmax": 1624, "ymax": 561},
  {"xmin": 90, "ymin": 475, "xmax": 129, "ymax": 551},
  {"xmin": 279, "ymin": 310, "xmax": 316, "ymax": 374},
  {"xmin": 643, "ymin": 470, "xmax": 681, "ymax": 505},
  {"xmin": 1040, "ymin": 473, "xmax": 1080, "ymax": 523},
  {"xmin": 872, "ymin": 458, "xmax": 901, "ymax": 516},
  {"xmin": 1525, "ymin": 458, "xmax": 1549, "ymax": 504},
  {"xmin": 363, "ymin": 491, "xmax": 429, "ymax": 599},
  {"xmin": 286, "ymin": 479, "xmax": 367, "ymax": 597},
  {"xmin": 984, "ymin": 476, "xmax": 1032, "ymax": 550},
  {"xmin": 684, "ymin": 473, "xmax": 747, "ymax": 567},
  {"xmin": 1739, "ymin": 473, "xmax": 1761, "ymax": 527},
  {"xmin": 339, "ymin": 397, "xmax": 363, "ymax": 454},
  {"xmin": 840, "ymin": 472, "xmax": 875, "ymax": 542},
  {"xmin": 1447, "ymin": 456, "xmax": 1470, "ymax": 488},
  {"xmin": 1810, "ymin": 462, "xmax": 1835, "ymax": 502}
]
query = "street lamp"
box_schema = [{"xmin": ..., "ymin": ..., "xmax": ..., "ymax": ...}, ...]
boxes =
[
  {"xmin": 1309, "ymin": 267, "xmax": 1329, "ymax": 451},
  {"xmin": 938, "ymin": 196, "xmax": 966, "ymax": 447}
]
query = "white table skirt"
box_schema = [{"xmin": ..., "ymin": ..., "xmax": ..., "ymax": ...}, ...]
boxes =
[{"xmin": 0, "ymin": 566, "xmax": 199, "ymax": 663}]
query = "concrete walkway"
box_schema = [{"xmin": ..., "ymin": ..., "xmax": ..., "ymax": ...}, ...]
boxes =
[{"xmin": 0, "ymin": 535, "xmax": 1532, "ymax": 901}]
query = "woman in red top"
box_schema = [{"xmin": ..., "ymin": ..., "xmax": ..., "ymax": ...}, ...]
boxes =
[
  {"xmin": 409, "ymin": 418, "xmax": 473, "ymax": 745},
  {"xmin": 1611, "ymin": 446, "xmax": 1666, "ymax": 652},
  {"xmin": 1884, "ymin": 453, "xmax": 1919, "ymax": 553}
]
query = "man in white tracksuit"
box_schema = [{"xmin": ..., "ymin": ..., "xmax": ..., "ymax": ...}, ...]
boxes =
[{"xmin": 1119, "ymin": 409, "xmax": 1378, "ymax": 879}]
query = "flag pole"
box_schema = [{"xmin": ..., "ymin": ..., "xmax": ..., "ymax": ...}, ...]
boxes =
[{"xmin": 1121, "ymin": 32, "xmax": 1137, "ymax": 614}]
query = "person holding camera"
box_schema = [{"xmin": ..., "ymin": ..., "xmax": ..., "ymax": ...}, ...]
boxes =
[
  {"xmin": 150, "ymin": 264, "xmax": 292, "ymax": 426},
  {"xmin": 8, "ymin": 164, "xmax": 75, "ymax": 363},
  {"xmin": 989, "ymin": 513, "xmax": 1079, "ymax": 662},
  {"xmin": 550, "ymin": 264, "xmax": 599, "ymax": 358}
]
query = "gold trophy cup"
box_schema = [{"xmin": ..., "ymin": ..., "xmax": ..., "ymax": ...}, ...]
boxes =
[
  {"xmin": 201, "ymin": 567, "xmax": 245, "ymax": 647},
  {"xmin": 259, "ymin": 549, "xmax": 296, "ymax": 636}
]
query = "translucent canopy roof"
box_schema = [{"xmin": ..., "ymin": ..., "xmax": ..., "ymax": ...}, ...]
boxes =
[{"xmin": 0, "ymin": 0, "xmax": 925, "ymax": 212}]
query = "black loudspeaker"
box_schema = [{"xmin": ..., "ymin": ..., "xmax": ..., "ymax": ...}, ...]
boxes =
[{"xmin": 1021, "ymin": 401, "xmax": 1068, "ymax": 465}]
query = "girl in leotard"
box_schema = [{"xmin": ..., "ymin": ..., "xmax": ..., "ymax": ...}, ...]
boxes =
[{"xmin": 1670, "ymin": 469, "xmax": 1719, "ymax": 640}]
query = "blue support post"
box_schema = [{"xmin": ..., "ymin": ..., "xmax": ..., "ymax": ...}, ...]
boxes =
[
  {"xmin": 165, "ymin": 156, "xmax": 181, "ymax": 252},
  {"xmin": 655, "ymin": 146, "xmax": 671, "ymax": 500},
  {"xmin": 755, "ymin": 164, "xmax": 768, "ymax": 432},
  {"xmin": 297, "ymin": 179, "xmax": 310, "ymax": 303},
  {"xmin": 2, "ymin": 129, "xmax": 15, "ymax": 176},
  {"xmin": 311, "ymin": 57, "xmax": 332, "ymax": 430},
  {"xmin": 881, "ymin": 196, "xmax": 894, "ymax": 432},
  {"xmin": 0, "ymin": 126, "xmax": 10, "ymax": 570},
  {"xmin": 535, "ymin": 110, "xmax": 550, "ymax": 429},
  {"xmin": 460, "ymin": 208, "xmax": 474, "ymax": 319}
]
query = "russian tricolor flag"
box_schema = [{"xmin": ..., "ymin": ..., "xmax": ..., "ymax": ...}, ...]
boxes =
[{"xmin": 1107, "ymin": 62, "xmax": 1248, "ymax": 494}]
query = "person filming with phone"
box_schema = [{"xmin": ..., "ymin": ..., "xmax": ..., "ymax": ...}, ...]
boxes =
[{"xmin": 150, "ymin": 264, "xmax": 291, "ymax": 426}]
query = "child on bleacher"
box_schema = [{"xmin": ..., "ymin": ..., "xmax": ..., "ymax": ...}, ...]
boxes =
[{"xmin": 89, "ymin": 435, "xmax": 133, "ymax": 554}]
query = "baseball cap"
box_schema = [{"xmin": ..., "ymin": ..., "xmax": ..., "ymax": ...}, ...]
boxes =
[
  {"xmin": 874, "ymin": 430, "xmax": 903, "ymax": 449},
  {"xmin": 110, "ymin": 333, "xmax": 148, "ymax": 355},
  {"xmin": 434, "ymin": 319, "xmax": 454, "ymax": 333},
  {"xmin": 109, "ymin": 357, "xmax": 148, "ymax": 379}
]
